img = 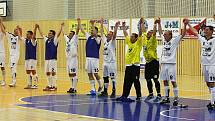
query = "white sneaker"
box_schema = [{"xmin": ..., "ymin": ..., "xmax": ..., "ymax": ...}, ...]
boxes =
[
  {"xmin": 9, "ymin": 80, "xmax": 16, "ymax": 87},
  {"xmin": 1, "ymin": 80, "xmax": 6, "ymax": 86}
]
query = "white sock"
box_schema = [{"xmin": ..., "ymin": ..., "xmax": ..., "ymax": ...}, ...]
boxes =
[
  {"xmin": 11, "ymin": 67, "xmax": 16, "ymax": 81},
  {"xmin": 70, "ymin": 77, "xmax": 73, "ymax": 88},
  {"xmin": 173, "ymin": 87, "xmax": 179, "ymax": 98},
  {"xmin": 52, "ymin": 75, "xmax": 57, "ymax": 87},
  {"xmin": 27, "ymin": 74, "xmax": 32, "ymax": 86},
  {"xmin": 111, "ymin": 79, "xmax": 116, "ymax": 90},
  {"xmin": 47, "ymin": 75, "xmax": 51, "ymax": 87},
  {"xmin": 72, "ymin": 76, "xmax": 78, "ymax": 90},
  {"xmin": 164, "ymin": 86, "xmax": 170, "ymax": 97},
  {"xmin": 97, "ymin": 79, "xmax": 102, "ymax": 88},
  {"xmin": 90, "ymin": 80, "xmax": 95, "ymax": 91},
  {"xmin": 2, "ymin": 70, "xmax": 5, "ymax": 82},
  {"xmin": 210, "ymin": 87, "xmax": 215, "ymax": 104},
  {"xmin": 104, "ymin": 83, "xmax": 109, "ymax": 89}
]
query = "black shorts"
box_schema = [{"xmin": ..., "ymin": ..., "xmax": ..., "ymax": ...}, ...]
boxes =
[{"xmin": 144, "ymin": 59, "xmax": 159, "ymax": 80}]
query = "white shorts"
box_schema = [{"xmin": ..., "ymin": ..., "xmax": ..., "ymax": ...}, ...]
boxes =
[
  {"xmin": 0, "ymin": 53, "xmax": 5, "ymax": 68},
  {"xmin": 103, "ymin": 62, "xmax": 117, "ymax": 78},
  {"xmin": 10, "ymin": 55, "xmax": 19, "ymax": 68},
  {"xmin": 160, "ymin": 63, "xmax": 176, "ymax": 82},
  {"xmin": 25, "ymin": 59, "xmax": 37, "ymax": 70},
  {"xmin": 202, "ymin": 65, "xmax": 215, "ymax": 82},
  {"xmin": 67, "ymin": 57, "xmax": 78, "ymax": 74},
  {"xmin": 45, "ymin": 60, "xmax": 57, "ymax": 73},
  {"xmin": 85, "ymin": 58, "xmax": 99, "ymax": 73}
]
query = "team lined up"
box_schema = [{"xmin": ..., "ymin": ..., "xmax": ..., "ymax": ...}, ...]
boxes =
[{"xmin": 0, "ymin": 17, "xmax": 214, "ymax": 108}]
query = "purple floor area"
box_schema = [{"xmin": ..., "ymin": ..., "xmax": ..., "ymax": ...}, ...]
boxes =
[{"xmin": 18, "ymin": 94, "xmax": 215, "ymax": 121}]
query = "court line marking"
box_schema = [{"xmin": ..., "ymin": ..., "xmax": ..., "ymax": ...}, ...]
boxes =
[
  {"xmin": 160, "ymin": 107, "xmax": 207, "ymax": 121},
  {"xmin": 16, "ymin": 105, "xmax": 120, "ymax": 121},
  {"xmin": 0, "ymin": 107, "xmax": 119, "ymax": 121}
]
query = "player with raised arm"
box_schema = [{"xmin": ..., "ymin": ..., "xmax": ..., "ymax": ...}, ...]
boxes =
[
  {"xmin": 143, "ymin": 18, "xmax": 161, "ymax": 102},
  {"xmin": 37, "ymin": 24, "xmax": 62, "ymax": 91},
  {"xmin": 22, "ymin": 24, "xmax": 39, "ymax": 89},
  {"xmin": 159, "ymin": 18, "xmax": 188, "ymax": 106},
  {"xmin": 61, "ymin": 19, "xmax": 80, "ymax": 94},
  {"xmin": 99, "ymin": 19, "xmax": 119, "ymax": 97},
  {"xmin": 187, "ymin": 20, "xmax": 215, "ymax": 109},
  {"xmin": 0, "ymin": 18, "xmax": 6, "ymax": 86},
  {"xmin": 2, "ymin": 23, "xmax": 22, "ymax": 87},
  {"xmin": 116, "ymin": 18, "xmax": 144, "ymax": 102},
  {"xmin": 79, "ymin": 19, "xmax": 102, "ymax": 95}
]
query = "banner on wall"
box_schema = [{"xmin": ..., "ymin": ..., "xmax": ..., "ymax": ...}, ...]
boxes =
[
  {"xmin": 69, "ymin": 19, "xmax": 88, "ymax": 39},
  {"xmin": 109, "ymin": 19, "xmax": 130, "ymax": 39},
  {"xmin": 158, "ymin": 18, "xmax": 180, "ymax": 38},
  {"xmin": 88, "ymin": 19, "xmax": 109, "ymax": 35},
  {"xmin": 206, "ymin": 18, "xmax": 215, "ymax": 37},
  {"xmin": 184, "ymin": 18, "xmax": 206, "ymax": 38},
  {"xmin": 131, "ymin": 18, "xmax": 154, "ymax": 34}
]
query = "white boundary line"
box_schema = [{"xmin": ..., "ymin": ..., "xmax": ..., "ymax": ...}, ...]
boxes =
[{"xmin": 160, "ymin": 107, "xmax": 207, "ymax": 121}]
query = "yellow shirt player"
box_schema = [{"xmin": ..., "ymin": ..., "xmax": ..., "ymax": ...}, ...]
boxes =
[
  {"xmin": 142, "ymin": 20, "xmax": 161, "ymax": 103},
  {"xmin": 116, "ymin": 18, "xmax": 144, "ymax": 102}
]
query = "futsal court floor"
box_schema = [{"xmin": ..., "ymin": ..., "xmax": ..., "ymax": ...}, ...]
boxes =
[{"xmin": 0, "ymin": 65, "xmax": 214, "ymax": 121}]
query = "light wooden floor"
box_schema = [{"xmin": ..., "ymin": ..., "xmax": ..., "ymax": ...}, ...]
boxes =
[{"xmin": 0, "ymin": 65, "xmax": 210, "ymax": 121}]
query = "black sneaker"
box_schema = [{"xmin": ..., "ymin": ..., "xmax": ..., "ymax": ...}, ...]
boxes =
[
  {"xmin": 207, "ymin": 103, "xmax": 215, "ymax": 110},
  {"xmin": 153, "ymin": 96, "xmax": 162, "ymax": 103},
  {"xmin": 98, "ymin": 91, "xmax": 108, "ymax": 97},
  {"xmin": 144, "ymin": 94, "xmax": 154, "ymax": 101},
  {"xmin": 110, "ymin": 90, "xmax": 116, "ymax": 98},
  {"xmin": 67, "ymin": 88, "xmax": 74, "ymax": 93},
  {"xmin": 136, "ymin": 96, "xmax": 142, "ymax": 101},
  {"xmin": 160, "ymin": 97, "xmax": 170, "ymax": 104},
  {"xmin": 173, "ymin": 98, "xmax": 179, "ymax": 106}
]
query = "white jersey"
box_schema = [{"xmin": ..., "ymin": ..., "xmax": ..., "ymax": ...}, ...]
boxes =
[
  {"xmin": 7, "ymin": 32, "xmax": 20, "ymax": 56},
  {"xmin": 198, "ymin": 34, "xmax": 215, "ymax": 65},
  {"xmin": 102, "ymin": 35, "xmax": 116, "ymax": 63},
  {"xmin": 160, "ymin": 35, "xmax": 182, "ymax": 64},
  {"xmin": 0, "ymin": 32, "xmax": 5, "ymax": 54},
  {"xmin": 64, "ymin": 34, "xmax": 78, "ymax": 58}
]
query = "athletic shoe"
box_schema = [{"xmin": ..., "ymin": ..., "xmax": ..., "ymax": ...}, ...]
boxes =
[
  {"xmin": 97, "ymin": 87, "xmax": 103, "ymax": 93},
  {"xmin": 136, "ymin": 96, "xmax": 142, "ymax": 101},
  {"xmin": 160, "ymin": 97, "xmax": 170, "ymax": 104},
  {"xmin": 173, "ymin": 98, "xmax": 179, "ymax": 106},
  {"xmin": 207, "ymin": 103, "xmax": 215, "ymax": 110},
  {"xmin": 153, "ymin": 96, "xmax": 162, "ymax": 103},
  {"xmin": 67, "ymin": 88, "xmax": 77, "ymax": 94},
  {"xmin": 110, "ymin": 90, "xmax": 116, "ymax": 98},
  {"xmin": 50, "ymin": 86, "xmax": 57, "ymax": 91},
  {"xmin": 31, "ymin": 85, "xmax": 38, "ymax": 89},
  {"xmin": 116, "ymin": 96, "xmax": 135, "ymax": 102},
  {"xmin": 9, "ymin": 80, "xmax": 16, "ymax": 87},
  {"xmin": 43, "ymin": 86, "xmax": 51, "ymax": 91},
  {"xmin": 1, "ymin": 80, "xmax": 6, "ymax": 86},
  {"xmin": 144, "ymin": 94, "xmax": 154, "ymax": 101},
  {"xmin": 98, "ymin": 91, "xmax": 108, "ymax": 97},
  {"xmin": 24, "ymin": 85, "xmax": 32, "ymax": 89},
  {"xmin": 87, "ymin": 90, "xmax": 96, "ymax": 96}
]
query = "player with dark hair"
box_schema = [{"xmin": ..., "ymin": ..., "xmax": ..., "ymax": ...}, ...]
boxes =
[
  {"xmin": 116, "ymin": 18, "xmax": 144, "ymax": 102},
  {"xmin": 21, "ymin": 24, "xmax": 39, "ymax": 89},
  {"xmin": 79, "ymin": 19, "xmax": 102, "ymax": 95},
  {"xmin": 37, "ymin": 24, "xmax": 62, "ymax": 91},
  {"xmin": 159, "ymin": 18, "xmax": 188, "ymax": 106}
]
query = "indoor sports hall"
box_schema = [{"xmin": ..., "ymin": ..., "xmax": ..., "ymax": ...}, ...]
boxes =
[{"xmin": 0, "ymin": 0, "xmax": 215, "ymax": 121}]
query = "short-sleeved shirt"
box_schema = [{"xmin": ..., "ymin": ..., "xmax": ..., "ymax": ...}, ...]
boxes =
[
  {"xmin": 102, "ymin": 35, "xmax": 116, "ymax": 63},
  {"xmin": 64, "ymin": 34, "xmax": 78, "ymax": 58},
  {"xmin": 125, "ymin": 36, "xmax": 143, "ymax": 65},
  {"xmin": 160, "ymin": 35, "xmax": 182, "ymax": 64},
  {"xmin": 6, "ymin": 32, "xmax": 20, "ymax": 56},
  {"xmin": 198, "ymin": 34, "xmax": 215, "ymax": 65},
  {"xmin": 142, "ymin": 32, "xmax": 158, "ymax": 63}
]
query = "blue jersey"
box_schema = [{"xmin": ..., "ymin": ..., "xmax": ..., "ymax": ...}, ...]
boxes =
[
  {"xmin": 25, "ymin": 39, "xmax": 37, "ymax": 60},
  {"xmin": 85, "ymin": 34, "xmax": 101, "ymax": 58},
  {"xmin": 45, "ymin": 38, "xmax": 58, "ymax": 60}
]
